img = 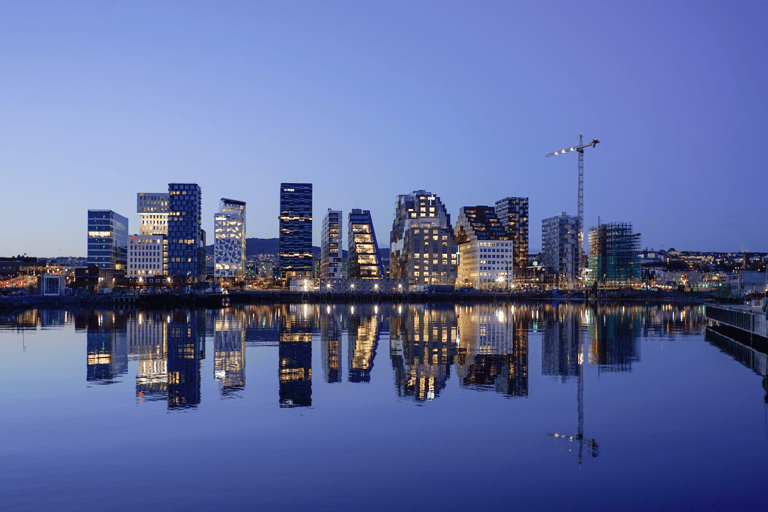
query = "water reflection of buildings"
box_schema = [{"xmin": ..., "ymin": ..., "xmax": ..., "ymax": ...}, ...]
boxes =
[
  {"xmin": 279, "ymin": 304, "xmax": 313, "ymax": 407},
  {"xmin": 706, "ymin": 324, "xmax": 768, "ymax": 402},
  {"xmin": 79, "ymin": 311, "xmax": 128, "ymax": 384},
  {"xmin": 348, "ymin": 305, "xmax": 381, "ymax": 383},
  {"xmin": 641, "ymin": 305, "xmax": 707, "ymax": 339},
  {"xmin": 588, "ymin": 305, "xmax": 641, "ymax": 372},
  {"xmin": 167, "ymin": 310, "xmax": 204, "ymax": 409},
  {"xmin": 455, "ymin": 304, "xmax": 528, "ymax": 397},
  {"xmin": 541, "ymin": 304, "xmax": 582, "ymax": 381},
  {"xmin": 128, "ymin": 311, "xmax": 168, "ymax": 402},
  {"xmin": 214, "ymin": 308, "xmax": 245, "ymax": 398},
  {"xmin": 540, "ymin": 304, "xmax": 642, "ymax": 376},
  {"xmin": 391, "ymin": 305, "xmax": 456, "ymax": 402},
  {"xmin": 320, "ymin": 305, "xmax": 343, "ymax": 383}
]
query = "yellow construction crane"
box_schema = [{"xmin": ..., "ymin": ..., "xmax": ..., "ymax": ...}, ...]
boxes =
[{"xmin": 546, "ymin": 134, "xmax": 600, "ymax": 278}]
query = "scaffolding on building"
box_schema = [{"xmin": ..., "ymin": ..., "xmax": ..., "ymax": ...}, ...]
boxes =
[{"xmin": 588, "ymin": 222, "xmax": 641, "ymax": 288}]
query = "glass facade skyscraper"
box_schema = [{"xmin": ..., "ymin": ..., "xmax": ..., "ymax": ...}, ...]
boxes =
[
  {"xmin": 279, "ymin": 183, "xmax": 312, "ymax": 280},
  {"xmin": 87, "ymin": 210, "xmax": 128, "ymax": 270},
  {"xmin": 167, "ymin": 183, "xmax": 205, "ymax": 282}
]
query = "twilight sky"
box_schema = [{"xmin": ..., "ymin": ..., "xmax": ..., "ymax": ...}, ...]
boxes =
[{"xmin": 2, "ymin": 1, "xmax": 766, "ymax": 257}]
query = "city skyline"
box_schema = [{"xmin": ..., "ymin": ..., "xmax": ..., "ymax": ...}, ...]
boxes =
[{"xmin": 2, "ymin": 1, "xmax": 766, "ymax": 257}]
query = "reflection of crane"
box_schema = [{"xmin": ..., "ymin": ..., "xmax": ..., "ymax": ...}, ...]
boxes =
[
  {"xmin": 547, "ymin": 315, "xmax": 598, "ymax": 465},
  {"xmin": 546, "ymin": 134, "xmax": 600, "ymax": 269}
]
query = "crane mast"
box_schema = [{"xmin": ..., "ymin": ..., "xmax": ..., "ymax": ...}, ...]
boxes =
[{"xmin": 546, "ymin": 134, "xmax": 600, "ymax": 285}]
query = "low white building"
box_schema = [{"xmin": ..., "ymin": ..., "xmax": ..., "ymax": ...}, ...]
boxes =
[
  {"xmin": 41, "ymin": 274, "xmax": 65, "ymax": 296},
  {"xmin": 128, "ymin": 235, "xmax": 166, "ymax": 278}
]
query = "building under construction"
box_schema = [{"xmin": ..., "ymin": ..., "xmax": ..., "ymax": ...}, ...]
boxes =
[{"xmin": 588, "ymin": 222, "xmax": 641, "ymax": 287}]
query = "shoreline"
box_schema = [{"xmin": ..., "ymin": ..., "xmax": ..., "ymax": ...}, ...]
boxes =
[{"xmin": 0, "ymin": 289, "xmax": 713, "ymax": 316}]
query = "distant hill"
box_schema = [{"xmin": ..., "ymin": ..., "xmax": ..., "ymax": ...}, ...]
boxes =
[{"xmin": 206, "ymin": 237, "xmax": 388, "ymax": 260}]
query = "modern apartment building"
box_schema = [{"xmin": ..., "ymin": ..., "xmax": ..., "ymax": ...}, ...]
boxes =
[
  {"xmin": 454, "ymin": 206, "xmax": 513, "ymax": 290},
  {"xmin": 495, "ymin": 197, "xmax": 529, "ymax": 280},
  {"xmin": 542, "ymin": 212, "xmax": 580, "ymax": 287},
  {"xmin": 390, "ymin": 190, "xmax": 457, "ymax": 286},
  {"xmin": 348, "ymin": 209, "xmax": 383, "ymax": 279},
  {"xmin": 321, "ymin": 209, "xmax": 343, "ymax": 279},
  {"xmin": 167, "ymin": 183, "xmax": 205, "ymax": 283},
  {"xmin": 214, "ymin": 198, "xmax": 246, "ymax": 279},
  {"xmin": 279, "ymin": 183, "xmax": 312, "ymax": 280},
  {"xmin": 87, "ymin": 210, "xmax": 128, "ymax": 271}
]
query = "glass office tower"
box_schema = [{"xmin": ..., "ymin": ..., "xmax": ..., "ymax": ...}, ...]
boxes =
[
  {"xmin": 278, "ymin": 183, "xmax": 312, "ymax": 280},
  {"xmin": 87, "ymin": 210, "xmax": 128, "ymax": 271}
]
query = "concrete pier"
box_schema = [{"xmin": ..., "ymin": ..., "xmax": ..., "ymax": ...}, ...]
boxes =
[{"xmin": 705, "ymin": 302, "xmax": 767, "ymax": 339}]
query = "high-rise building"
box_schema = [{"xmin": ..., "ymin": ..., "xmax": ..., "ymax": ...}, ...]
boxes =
[
  {"xmin": 588, "ymin": 222, "xmax": 641, "ymax": 287},
  {"xmin": 390, "ymin": 191, "xmax": 457, "ymax": 287},
  {"xmin": 137, "ymin": 193, "xmax": 169, "ymax": 236},
  {"xmin": 542, "ymin": 212, "xmax": 580, "ymax": 287},
  {"xmin": 279, "ymin": 183, "xmax": 312, "ymax": 280},
  {"xmin": 348, "ymin": 209, "xmax": 383, "ymax": 279},
  {"xmin": 495, "ymin": 197, "xmax": 529, "ymax": 280},
  {"xmin": 87, "ymin": 210, "xmax": 128, "ymax": 271},
  {"xmin": 129, "ymin": 192, "xmax": 168, "ymax": 279},
  {"xmin": 454, "ymin": 206, "xmax": 513, "ymax": 290},
  {"xmin": 321, "ymin": 209, "xmax": 342, "ymax": 279},
  {"xmin": 167, "ymin": 183, "xmax": 205, "ymax": 283},
  {"xmin": 214, "ymin": 198, "xmax": 246, "ymax": 279}
]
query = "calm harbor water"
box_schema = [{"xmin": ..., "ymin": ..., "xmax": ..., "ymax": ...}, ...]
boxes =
[{"xmin": 1, "ymin": 303, "xmax": 767, "ymax": 511}]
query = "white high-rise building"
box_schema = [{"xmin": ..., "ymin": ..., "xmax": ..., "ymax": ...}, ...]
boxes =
[
  {"xmin": 321, "ymin": 209, "xmax": 343, "ymax": 278},
  {"xmin": 128, "ymin": 193, "xmax": 168, "ymax": 279},
  {"xmin": 214, "ymin": 198, "xmax": 246, "ymax": 279},
  {"xmin": 137, "ymin": 193, "xmax": 169, "ymax": 236}
]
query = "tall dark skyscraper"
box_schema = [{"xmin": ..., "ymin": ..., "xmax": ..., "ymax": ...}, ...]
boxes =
[
  {"xmin": 167, "ymin": 183, "xmax": 205, "ymax": 282},
  {"xmin": 495, "ymin": 197, "xmax": 529, "ymax": 280},
  {"xmin": 279, "ymin": 183, "xmax": 312, "ymax": 280}
]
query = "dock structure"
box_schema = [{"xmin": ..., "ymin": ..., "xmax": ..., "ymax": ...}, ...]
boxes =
[{"xmin": 705, "ymin": 302, "xmax": 767, "ymax": 340}]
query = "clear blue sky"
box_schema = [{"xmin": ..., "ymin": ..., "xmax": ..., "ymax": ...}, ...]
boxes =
[{"xmin": 2, "ymin": 1, "xmax": 766, "ymax": 257}]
